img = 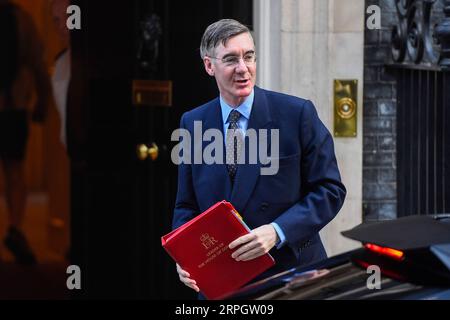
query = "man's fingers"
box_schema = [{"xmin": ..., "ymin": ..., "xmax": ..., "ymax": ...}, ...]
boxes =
[
  {"xmin": 179, "ymin": 273, "xmax": 195, "ymax": 285},
  {"xmin": 191, "ymin": 284, "xmax": 200, "ymax": 292},
  {"xmin": 231, "ymin": 241, "xmax": 259, "ymax": 259},
  {"xmin": 180, "ymin": 269, "xmax": 190, "ymax": 278},
  {"xmin": 178, "ymin": 272, "xmax": 195, "ymax": 283},
  {"xmin": 185, "ymin": 278, "xmax": 197, "ymax": 286},
  {"xmin": 236, "ymin": 247, "xmax": 264, "ymax": 261},
  {"xmin": 177, "ymin": 264, "xmax": 199, "ymax": 292},
  {"xmin": 229, "ymin": 233, "xmax": 255, "ymax": 249},
  {"xmin": 183, "ymin": 280, "xmax": 199, "ymax": 291},
  {"xmin": 176, "ymin": 264, "xmax": 190, "ymax": 278},
  {"xmin": 182, "ymin": 278, "xmax": 199, "ymax": 292}
]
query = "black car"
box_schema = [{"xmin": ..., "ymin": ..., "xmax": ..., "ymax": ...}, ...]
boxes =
[{"xmin": 228, "ymin": 215, "xmax": 450, "ymax": 300}]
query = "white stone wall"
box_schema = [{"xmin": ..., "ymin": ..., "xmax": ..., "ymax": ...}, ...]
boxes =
[{"xmin": 254, "ymin": 0, "xmax": 363, "ymax": 256}]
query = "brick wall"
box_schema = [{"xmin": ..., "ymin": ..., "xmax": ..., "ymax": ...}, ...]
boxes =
[{"xmin": 363, "ymin": 0, "xmax": 397, "ymax": 221}]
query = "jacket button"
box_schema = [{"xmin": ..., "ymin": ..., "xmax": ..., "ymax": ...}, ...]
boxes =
[{"xmin": 261, "ymin": 202, "xmax": 269, "ymax": 210}]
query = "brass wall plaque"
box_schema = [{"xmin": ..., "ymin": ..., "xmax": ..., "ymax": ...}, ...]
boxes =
[
  {"xmin": 334, "ymin": 79, "xmax": 357, "ymax": 137},
  {"xmin": 132, "ymin": 80, "xmax": 172, "ymax": 107}
]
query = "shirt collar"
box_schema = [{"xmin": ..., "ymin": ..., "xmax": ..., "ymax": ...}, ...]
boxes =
[{"xmin": 220, "ymin": 89, "xmax": 254, "ymax": 125}]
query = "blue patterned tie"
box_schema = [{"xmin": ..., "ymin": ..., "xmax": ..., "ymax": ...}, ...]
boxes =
[{"xmin": 226, "ymin": 110, "xmax": 243, "ymax": 183}]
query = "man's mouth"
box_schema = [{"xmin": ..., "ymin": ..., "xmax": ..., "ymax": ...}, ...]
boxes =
[{"xmin": 236, "ymin": 79, "xmax": 249, "ymax": 84}]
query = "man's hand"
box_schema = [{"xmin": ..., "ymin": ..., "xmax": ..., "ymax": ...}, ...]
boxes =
[
  {"xmin": 176, "ymin": 263, "xmax": 200, "ymax": 292},
  {"xmin": 229, "ymin": 224, "xmax": 279, "ymax": 261}
]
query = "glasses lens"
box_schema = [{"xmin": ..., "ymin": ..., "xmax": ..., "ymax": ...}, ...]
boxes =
[
  {"xmin": 220, "ymin": 54, "xmax": 256, "ymax": 66},
  {"xmin": 223, "ymin": 56, "xmax": 240, "ymax": 66},
  {"xmin": 244, "ymin": 53, "xmax": 255, "ymax": 64}
]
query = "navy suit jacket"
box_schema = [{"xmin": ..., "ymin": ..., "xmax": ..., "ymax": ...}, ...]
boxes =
[{"xmin": 173, "ymin": 86, "xmax": 346, "ymax": 276}]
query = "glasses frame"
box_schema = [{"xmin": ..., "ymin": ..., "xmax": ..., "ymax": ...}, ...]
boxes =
[{"xmin": 207, "ymin": 52, "xmax": 257, "ymax": 67}]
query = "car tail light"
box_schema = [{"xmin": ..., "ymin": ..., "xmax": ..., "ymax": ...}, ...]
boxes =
[{"xmin": 364, "ymin": 243, "xmax": 405, "ymax": 261}]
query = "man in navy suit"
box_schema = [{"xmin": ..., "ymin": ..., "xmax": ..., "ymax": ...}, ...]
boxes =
[{"xmin": 173, "ymin": 19, "xmax": 346, "ymax": 293}]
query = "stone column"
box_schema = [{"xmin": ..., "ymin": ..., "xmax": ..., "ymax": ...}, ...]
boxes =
[{"xmin": 254, "ymin": 0, "xmax": 364, "ymax": 256}]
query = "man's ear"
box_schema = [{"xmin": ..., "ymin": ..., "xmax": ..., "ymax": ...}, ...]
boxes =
[{"xmin": 203, "ymin": 57, "xmax": 215, "ymax": 76}]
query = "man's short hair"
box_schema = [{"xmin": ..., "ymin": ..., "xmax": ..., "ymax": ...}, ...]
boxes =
[{"xmin": 200, "ymin": 19, "xmax": 253, "ymax": 59}]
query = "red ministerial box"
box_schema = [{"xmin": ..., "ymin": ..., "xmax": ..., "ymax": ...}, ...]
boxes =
[{"xmin": 161, "ymin": 200, "xmax": 275, "ymax": 300}]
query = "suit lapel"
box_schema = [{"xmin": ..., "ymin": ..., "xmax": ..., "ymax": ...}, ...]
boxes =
[{"xmin": 230, "ymin": 87, "xmax": 272, "ymax": 214}]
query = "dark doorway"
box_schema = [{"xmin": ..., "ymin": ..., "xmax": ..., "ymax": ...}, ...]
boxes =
[{"xmin": 69, "ymin": 0, "xmax": 252, "ymax": 299}]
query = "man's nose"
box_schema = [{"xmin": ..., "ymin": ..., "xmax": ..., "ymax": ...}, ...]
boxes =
[{"xmin": 235, "ymin": 58, "xmax": 249, "ymax": 72}]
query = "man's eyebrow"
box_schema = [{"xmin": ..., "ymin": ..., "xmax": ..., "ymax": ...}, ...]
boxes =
[{"xmin": 221, "ymin": 50, "xmax": 255, "ymax": 59}]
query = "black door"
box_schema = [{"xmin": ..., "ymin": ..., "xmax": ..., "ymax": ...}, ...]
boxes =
[{"xmin": 69, "ymin": 0, "xmax": 252, "ymax": 299}]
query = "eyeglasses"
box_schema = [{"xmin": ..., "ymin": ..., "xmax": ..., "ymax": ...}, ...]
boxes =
[{"xmin": 208, "ymin": 52, "xmax": 257, "ymax": 67}]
